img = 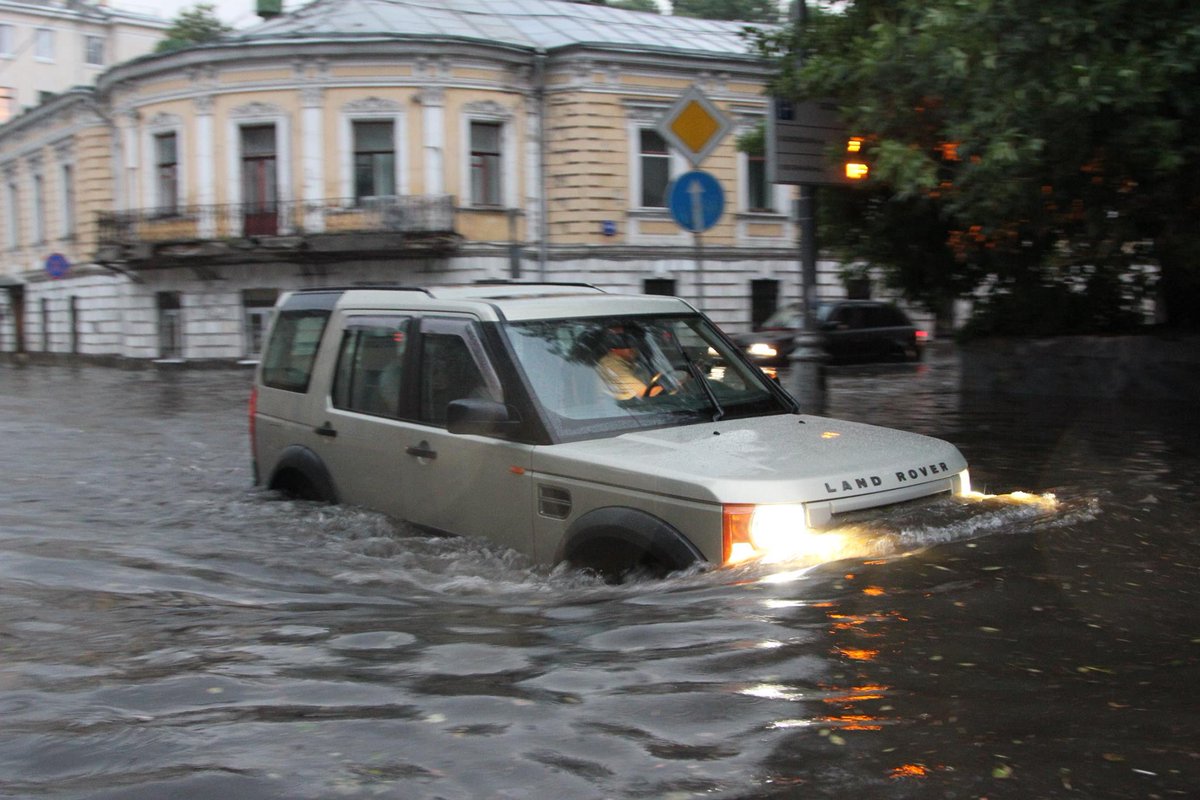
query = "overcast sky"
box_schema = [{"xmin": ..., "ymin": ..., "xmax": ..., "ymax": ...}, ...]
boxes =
[{"xmin": 113, "ymin": 0, "xmax": 284, "ymax": 29}]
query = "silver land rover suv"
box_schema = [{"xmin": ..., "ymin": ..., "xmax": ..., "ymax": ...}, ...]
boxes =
[{"xmin": 250, "ymin": 284, "xmax": 971, "ymax": 577}]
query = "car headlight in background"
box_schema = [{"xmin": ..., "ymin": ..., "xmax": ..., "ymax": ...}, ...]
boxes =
[{"xmin": 746, "ymin": 342, "xmax": 778, "ymax": 358}]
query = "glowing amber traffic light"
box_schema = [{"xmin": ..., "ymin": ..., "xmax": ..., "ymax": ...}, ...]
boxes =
[{"xmin": 844, "ymin": 136, "xmax": 869, "ymax": 181}]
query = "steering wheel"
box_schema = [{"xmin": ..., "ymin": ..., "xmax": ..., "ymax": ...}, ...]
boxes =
[{"xmin": 643, "ymin": 372, "xmax": 665, "ymax": 398}]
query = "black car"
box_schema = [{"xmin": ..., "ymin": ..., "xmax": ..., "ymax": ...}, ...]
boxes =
[{"xmin": 735, "ymin": 300, "xmax": 927, "ymax": 367}]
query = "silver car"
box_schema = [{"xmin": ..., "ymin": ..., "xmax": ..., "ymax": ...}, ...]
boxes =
[{"xmin": 251, "ymin": 284, "xmax": 969, "ymax": 578}]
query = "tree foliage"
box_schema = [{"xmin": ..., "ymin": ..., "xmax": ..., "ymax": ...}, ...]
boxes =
[
  {"xmin": 756, "ymin": 0, "xmax": 1200, "ymax": 333},
  {"xmin": 155, "ymin": 3, "xmax": 233, "ymax": 52},
  {"xmin": 672, "ymin": 0, "xmax": 781, "ymax": 23},
  {"xmin": 607, "ymin": 0, "xmax": 662, "ymax": 12}
]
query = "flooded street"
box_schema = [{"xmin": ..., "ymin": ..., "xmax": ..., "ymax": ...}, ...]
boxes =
[{"xmin": 2, "ymin": 352, "xmax": 1198, "ymax": 799}]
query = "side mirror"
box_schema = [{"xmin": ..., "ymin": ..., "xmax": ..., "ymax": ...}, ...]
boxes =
[{"xmin": 446, "ymin": 398, "xmax": 521, "ymax": 436}]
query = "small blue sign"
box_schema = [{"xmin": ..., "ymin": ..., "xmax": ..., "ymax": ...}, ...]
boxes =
[
  {"xmin": 668, "ymin": 170, "xmax": 724, "ymax": 233},
  {"xmin": 601, "ymin": 220, "xmax": 617, "ymax": 236},
  {"xmin": 45, "ymin": 253, "xmax": 70, "ymax": 279}
]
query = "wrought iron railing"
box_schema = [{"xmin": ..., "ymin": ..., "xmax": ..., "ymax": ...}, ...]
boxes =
[{"xmin": 97, "ymin": 195, "xmax": 456, "ymax": 246}]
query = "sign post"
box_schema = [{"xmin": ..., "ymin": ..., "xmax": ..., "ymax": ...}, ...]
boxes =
[{"xmin": 656, "ymin": 87, "xmax": 731, "ymax": 308}]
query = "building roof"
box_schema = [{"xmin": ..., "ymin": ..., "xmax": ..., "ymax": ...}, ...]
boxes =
[{"xmin": 235, "ymin": 0, "xmax": 761, "ymax": 57}]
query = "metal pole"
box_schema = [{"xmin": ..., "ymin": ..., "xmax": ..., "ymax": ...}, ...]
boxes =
[
  {"xmin": 786, "ymin": 0, "xmax": 827, "ymax": 414},
  {"xmin": 690, "ymin": 179, "xmax": 705, "ymax": 309}
]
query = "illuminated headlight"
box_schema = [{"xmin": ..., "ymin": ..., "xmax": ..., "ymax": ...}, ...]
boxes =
[
  {"xmin": 747, "ymin": 342, "xmax": 778, "ymax": 358},
  {"xmin": 749, "ymin": 504, "xmax": 809, "ymax": 551},
  {"xmin": 723, "ymin": 503, "xmax": 808, "ymax": 563}
]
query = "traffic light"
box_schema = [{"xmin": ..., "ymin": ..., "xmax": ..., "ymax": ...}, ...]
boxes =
[{"xmin": 844, "ymin": 136, "xmax": 869, "ymax": 181}]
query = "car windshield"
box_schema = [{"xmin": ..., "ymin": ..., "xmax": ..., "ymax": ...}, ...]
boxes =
[{"xmin": 503, "ymin": 314, "xmax": 793, "ymax": 440}]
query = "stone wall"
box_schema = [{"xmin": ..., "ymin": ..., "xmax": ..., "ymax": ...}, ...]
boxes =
[{"xmin": 959, "ymin": 334, "xmax": 1200, "ymax": 402}]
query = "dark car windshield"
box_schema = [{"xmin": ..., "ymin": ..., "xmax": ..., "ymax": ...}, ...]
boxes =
[{"xmin": 503, "ymin": 314, "xmax": 793, "ymax": 441}]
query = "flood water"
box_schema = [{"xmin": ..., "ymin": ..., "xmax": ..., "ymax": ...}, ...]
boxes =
[{"xmin": 2, "ymin": 351, "xmax": 1197, "ymax": 799}]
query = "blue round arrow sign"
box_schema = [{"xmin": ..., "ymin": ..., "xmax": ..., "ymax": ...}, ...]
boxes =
[{"xmin": 667, "ymin": 170, "xmax": 724, "ymax": 233}]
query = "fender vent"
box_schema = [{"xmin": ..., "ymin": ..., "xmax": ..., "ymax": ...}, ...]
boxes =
[{"xmin": 538, "ymin": 485, "xmax": 572, "ymax": 520}]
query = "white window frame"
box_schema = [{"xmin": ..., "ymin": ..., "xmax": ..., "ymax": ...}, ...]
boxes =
[
  {"xmin": 338, "ymin": 110, "xmax": 406, "ymax": 201},
  {"xmin": 32, "ymin": 171, "xmax": 45, "ymax": 245},
  {"xmin": 60, "ymin": 162, "xmax": 76, "ymax": 238},
  {"xmin": 84, "ymin": 34, "xmax": 104, "ymax": 67},
  {"xmin": 4, "ymin": 179, "xmax": 17, "ymax": 249},
  {"xmin": 0, "ymin": 24, "xmax": 14, "ymax": 58},
  {"xmin": 739, "ymin": 148, "xmax": 780, "ymax": 214},
  {"xmin": 460, "ymin": 108, "xmax": 515, "ymax": 209},
  {"xmin": 626, "ymin": 120, "xmax": 685, "ymax": 212},
  {"xmin": 34, "ymin": 28, "xmax": 54, "ymax": 62},
  {"xmin": 143, "ymin": 115, "xmax": 187, "ymax": 216}
]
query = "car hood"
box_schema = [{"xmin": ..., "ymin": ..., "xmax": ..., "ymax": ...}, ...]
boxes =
[{"xmin": 532, "ymin": 413, "xmax": 967, "ymax": 506}]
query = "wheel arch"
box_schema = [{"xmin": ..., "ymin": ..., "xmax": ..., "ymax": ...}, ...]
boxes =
[
  {"xmin": 557, "ymin": 506, "xmax": 706, "ymax": 579},
  {"xmin": 266, "ymin": 445, "xmax": 339, "ymax": 503}
]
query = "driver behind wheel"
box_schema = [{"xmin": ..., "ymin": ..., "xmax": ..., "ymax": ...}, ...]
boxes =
[{"xmin": 595, "ymin": 326, "xmax": 666, "ymax": 400}]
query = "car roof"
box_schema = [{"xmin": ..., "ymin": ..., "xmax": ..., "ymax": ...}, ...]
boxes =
[{"xmin": 289, "ymin": 283, "xmax": 698, "ymax": 322}]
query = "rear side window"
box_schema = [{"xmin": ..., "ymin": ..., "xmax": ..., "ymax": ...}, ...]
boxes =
[
  {"xmin": 261, "ymin": 310, "xmax": 331, "ymax": 392},
  {"xmin": 332, "ymin": 316, "xmax": 411, "ymax": 418}
]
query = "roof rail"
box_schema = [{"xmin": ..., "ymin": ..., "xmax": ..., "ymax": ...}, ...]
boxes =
[
  {"xmin": 469, "ymin": 280, "xmax": 606, "ymax": 292},
  {"xmin": 293, "ymin": 285, "xmax": 434, "ymax": 297}
]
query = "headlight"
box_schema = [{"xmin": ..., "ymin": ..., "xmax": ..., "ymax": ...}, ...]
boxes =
[
  {"xmin": 748, "ymin": 504, "xmax": 808, "ymax": 551},
  {"xmin": 723, "ymin": 503, "xmax": 808, "ymax": 563},
  {"xmin": 747, "ymin": 342, "xmax": 777, "ymax": 358}
]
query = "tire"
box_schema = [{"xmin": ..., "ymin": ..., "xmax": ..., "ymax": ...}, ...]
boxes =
[{"xmin": 559, "ymin": 507, "xmax": 705, "ymax": 581}]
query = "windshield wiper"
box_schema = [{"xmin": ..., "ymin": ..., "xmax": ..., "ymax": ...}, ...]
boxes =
[{"xmin": 670, "ymin": 340, "xmax": 725, "ymax": 422}]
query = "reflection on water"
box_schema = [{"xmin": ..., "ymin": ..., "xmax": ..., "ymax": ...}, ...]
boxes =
[{"xmin": 1, "ymin": 358, "xmax": 1198, "ymax": 798}]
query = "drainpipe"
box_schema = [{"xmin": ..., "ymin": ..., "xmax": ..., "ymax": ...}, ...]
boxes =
[{"xmin": 535, "ymin": 51, "xmax": 549, "ymax": 280}]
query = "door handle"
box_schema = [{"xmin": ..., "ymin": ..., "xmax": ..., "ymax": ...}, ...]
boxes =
[
  {"xmin": 314, "ymin": 422, "xmax": 338, "ymax": 438},
  {"xmin": 405, "ymin": 441, "xmax": 437, "ymax": 460}
]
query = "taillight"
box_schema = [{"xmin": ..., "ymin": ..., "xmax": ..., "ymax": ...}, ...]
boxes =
[{"xmin": 915, "ymin": 330, "xmax": 929, "ymax": 342}]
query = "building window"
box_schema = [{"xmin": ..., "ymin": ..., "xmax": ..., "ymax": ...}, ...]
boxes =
[
  {"xmin": 643, "ymin": 278, "xmax": 676, "ymax": 297},
  {"xmin": 242, "ymin": 289, "xmax": 278, "ymax": 358},
  {"xmin": 157, "ymin": 292, "xmax": 183, "ymax": 359},
  {"xmin": 469, "ymin": 121, "xmax": 502, "ymax": 206},
  {"xmin": 32, "ymin": 174, "xmax": 45, "ymax": 245},
  {"xmin": 0, "ymin": 25, "xmax": 13, "ymax": 57},
  {"xmin": 5, "ymin": 182, "xmax": 17, "ymax": 248},
  {"xmin": 353, "ymin": 120, "xmax": 395, "ymax": 201},
  {"xmin": 750, "ymin": 279, "xmax": 780, "ymax": 329},
  {"xmin": 154, "ymin": 132, "xmax": 178, "ymax": 215},
  {"xmin": 747, "ymin": 153, "xmax": 772, "ymax": 212},
  {"xmin": 34, "ymin": 28, "xmax": 54, "ymax": 62},
  {"xmin": 639, "ymin": 129, "xmax": 670, "ymax": 208},
  {"xmin": 84, "ymin": 35, "xmax": 104, "ymax": 66},
  {"xmin": 61, "ymin": 164, "xmax": 76, "ymax": 237},
  {"xmin": 240, "ymin": 125, "xmax": 278, "ymax": 235}
]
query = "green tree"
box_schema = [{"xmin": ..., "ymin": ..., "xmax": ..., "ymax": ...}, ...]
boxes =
[
  {"xmin": 155, "ymin": 3, "xmax": 233, "ymax": 52},
  {"xmin": 608, "ymin": 0, "xmax": 662, "ymax": 11},
  {"xmin": 757, "ymin": 0, "xmax": 1200, "ymax": 332},
  {"xmin": 672, "ymin": 0, "xmax": 780, "ymax": 23}
]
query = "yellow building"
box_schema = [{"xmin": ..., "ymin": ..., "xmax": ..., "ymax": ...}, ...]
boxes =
[{"xmin": 0, "ymin": 0, "xmax": 808, "ymax": 363}]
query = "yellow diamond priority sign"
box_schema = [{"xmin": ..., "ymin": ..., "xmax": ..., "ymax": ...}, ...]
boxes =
[{"xmin": 656, "ymin": 86, "xmax": 732, "ymax": 168}]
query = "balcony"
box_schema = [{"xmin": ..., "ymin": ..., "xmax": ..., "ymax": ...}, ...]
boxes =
[{"xmin": 96, "ymin": 195, "xmax": 461, "ymax": 269}]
